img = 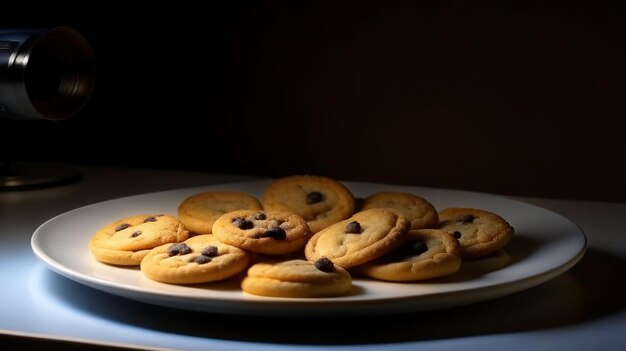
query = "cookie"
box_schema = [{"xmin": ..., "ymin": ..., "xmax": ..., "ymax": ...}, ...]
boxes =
[
  {"xmin": 437, "ymin": 207, "xmax": 514, "ymax": 258},
  {"xmin": 89, "ymin": 214, "xmax": 189, "ymax": 266},
  {"xmin": 262, "ymin": 175, "xmax": 356, "ymax": 233},
  {"xmin": 304, "ymin": 208, "xmax": 410, "ymax": 268},
  {"xmin": 361, "ymin": 191, "xmax": 438, "ymax": 229},
  {"xmin": 140, "ymin": 234, "xmax": 251, "ymax": 284},
  {"xmin": 241, "ymin": 258, "xmax": 352, "ymax": 298},
  {"xmin": 212, "ymin": 210, "xmax": 311, "ymax": 255},
  {"xmin": 178, "ymin": 191, "xmax": 263, "ymax": 234},
  {"xmin": 359, "ymin": 229, "xmax": 461, "ymax": 281}
]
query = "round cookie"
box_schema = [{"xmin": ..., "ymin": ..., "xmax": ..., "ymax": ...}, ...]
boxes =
[
  {"xmin": 304, "ymin": 208, "xmax": 410, "ymax": 268},
  {"xmin": 141, "ymin": 234, "xmax": 251, "ymax": 284},
  {"xmin": 437, "ymin": 207, "xmax": 514, "ymax": 259},
  {"xmin": 262, "ymin": 175, "xmax": 356, "ymax": 233},
  {"xmin": 212, "ymin": 210, "xmax": 311, "ymax": 255},
  {"xmin": 361, "ymin": 191, "xmax": 438, "ymax": 229},
  {"xmin": 241, "ymin": 259, "xmax": 352, "ymax": 298},
  {"xmin": 178, "ymin": 191, "xmax": 263, "ymax": 234},
  {"xmin": 89, "ymin": 214, "xmax": 189, "ymax": 266},
  {"xmin": 360, "ymin": 229, "xmax": 461, "ymax": 281}
]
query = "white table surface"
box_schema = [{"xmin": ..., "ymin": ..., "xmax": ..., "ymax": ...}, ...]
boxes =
[{"xmin": 1, "ymin": 165, "xmax": 625, "ymax": 350}]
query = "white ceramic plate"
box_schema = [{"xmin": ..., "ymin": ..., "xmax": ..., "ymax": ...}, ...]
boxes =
[{"xmin": 31, "ymin": 180, "xmax": 586, "ymax": 316}]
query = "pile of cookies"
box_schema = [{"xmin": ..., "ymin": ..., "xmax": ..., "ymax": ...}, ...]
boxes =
[{"xmin": 88, "ymin": 175, "xmax": 515, "ymax": 298}]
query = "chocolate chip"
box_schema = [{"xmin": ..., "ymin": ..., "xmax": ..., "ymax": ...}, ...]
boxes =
[
  {"xmin": 168, "ymin": 244, "xmax": 184, "ymax": 256},
  {"xmin": 264, "ymin": 227, "xmax": 286, "ymax": 240},
  {"xmin": 114, "ymin": 223, "xmax": 130, "ymax": 232},
  {"xmin": 453, "ymin": 231, "xmax": 462, "ymax": 239},
  {"xmin": 306, "ymin": 191, "xmax": 323, "ymax": 204},
  {"xmin": 192, "ymin": 255, "xmax": 211, "ymax": 264},
  {"xmin": 201, "ymin": 245, "xmax": 218, "ymax": 257},
  {"xmin": 314, "ymin": 257, "xmax": 334, "ymax": 272},
  {"xmin": 254, "ymin": 212, "xmax": 267, "ymax": 220},
  {"xmin": 345, "ymin": 221, "xmax": 361, "ymax": 234},
  {"xmin": 460, "ymin": 215, "xmax": 475, "ymax": 224},
  {"xmin": 168, "ymin": 243, "xmax": 192, "ymax": 256},
  {"xmin": 412, "ymin": 241, "xmax": 428, "ymax": 255},
  {"xmin": 143, "ymin": 216, "xmax": 157, "ymax": 223},
  {"xmin": 232, "ymin": 217, "xmax": 253, "ymax": 229},
  {"xmin": 130, "ymin": 230, "xmax": 142, "ymax": 238}
]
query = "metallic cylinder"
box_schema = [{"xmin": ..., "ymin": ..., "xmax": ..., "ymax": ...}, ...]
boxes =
[{"xmin": 0, "ymin": 26, "xmax": 95, "ymax": 120}]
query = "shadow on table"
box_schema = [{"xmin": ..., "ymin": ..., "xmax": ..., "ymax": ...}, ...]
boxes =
[{"xmin": 39, "ymin": 247, "xmax": 625, "ymax": 345}]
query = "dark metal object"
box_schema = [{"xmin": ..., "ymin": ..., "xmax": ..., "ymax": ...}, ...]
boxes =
[
  {"xmin": 0, "ymin": 162, "xmax": 81, "ymax": 190},
  {"xmin": 0, "ymin": 26, "xmax": 95, "ymax": 120},
  {"xmin": 0, "ymin": 27, "xmax": 93, "ymax": 189}
]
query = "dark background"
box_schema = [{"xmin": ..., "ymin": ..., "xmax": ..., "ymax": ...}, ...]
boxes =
[{"xmin": 2, "ymin": 1, "xmax": 625, "ymax": 202}]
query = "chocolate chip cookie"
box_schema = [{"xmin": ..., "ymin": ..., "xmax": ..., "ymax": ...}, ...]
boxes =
[
  {"xmin": 304, "ymin": 208, "xmax": 410, "ymax": 268},
  {"xmin": 360, "ymin": 229, "xmax": 461, "ymax": 281},
  {"xmin": 89, "ymin": 214, "xmax": 189, "ymax": 265},
  {"xmin": 241, "ymin": 258, "xmax": 352, "ymax": 297},
  {"xmin": 362, "ymin": 191, "xmax": 438, "ymax": 229},
  {"xmin": 212, "ymin": 210, "xmax": 311, "ymax": 255},
  {"xmin": 438, "ymin": 207, "xmax": 514, "ymax": 258},
  {"xmin": 178, "ymin": 191, "xmax": 263, "ymax": 234},
  {"xmin": 140, "ymin": 234, "xmax": 252, "ymax": 284},
  {"xmin": 262, "ymin": 175, "xmax": 356, "ymax": 233}
]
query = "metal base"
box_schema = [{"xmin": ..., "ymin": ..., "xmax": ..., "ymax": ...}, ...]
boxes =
[{"xmin": 0, "ymin": 162, "xmax": 81, "ymax": 190}]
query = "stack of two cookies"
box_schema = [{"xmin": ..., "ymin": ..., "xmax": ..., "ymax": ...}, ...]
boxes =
[
  {"xmin": 304, "ymin": 208, "xmax": 462, "ymax": 282},
  {"xmin": 87, "ymin": 213, "xmax": 255, "ymax": 286}
]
